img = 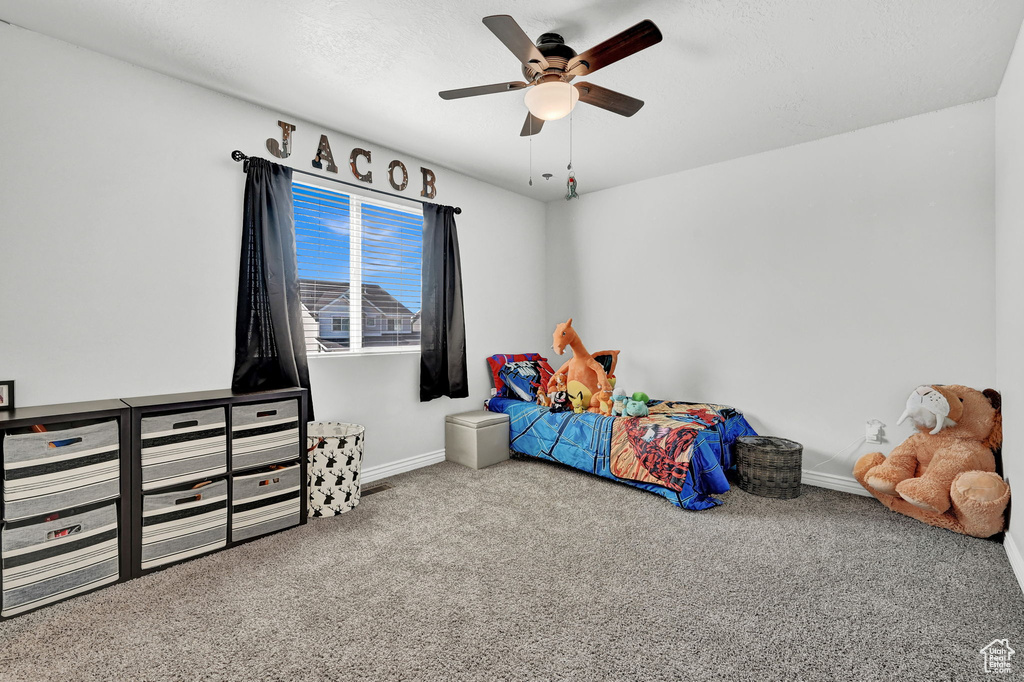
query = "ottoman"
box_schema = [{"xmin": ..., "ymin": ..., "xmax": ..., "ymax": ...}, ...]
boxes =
[{"xmin": 445, "ymin": 411, "xmax": 510, "ymax": 470}]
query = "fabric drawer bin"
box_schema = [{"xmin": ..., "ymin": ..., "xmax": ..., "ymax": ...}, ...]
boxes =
[
  {"xmin": 1, "ymin": 502, "xmax": 119, "ymax": 617},
  {"xmin": 2, "ymin": 420, "xmax": 120, "ymax": 521},
  {"xmin": 231, "ymin": 463, "xmax": 301, "ymax": 542},
  {"xmin": 140, "ymin": 479, "xmax": 227, "ymax": 570},
  {"xmin": 231, "ymin": 400, "xmax": 300, "ymax": 471},
  {"xmin": 140, "ymin": 408, "xmax": 227, "ymax": 491}
]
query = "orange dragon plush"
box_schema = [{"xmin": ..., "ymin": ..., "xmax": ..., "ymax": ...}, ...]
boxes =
[
  {"xmin": 853, "ymin": 384, "xmax": 1009, "ymax": 538},
  {"xmin": 592, "ymin": 388, "xmax": 615, "ymax": 416},
  {"xmin": 547, "ymin": 318, "xmax": 619, "ymax": 412}
]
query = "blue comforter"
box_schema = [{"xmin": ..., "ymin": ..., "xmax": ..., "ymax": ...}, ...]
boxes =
[{"xmin": 486, "ymin": 397, "xmax": 757, "ymax": 510}]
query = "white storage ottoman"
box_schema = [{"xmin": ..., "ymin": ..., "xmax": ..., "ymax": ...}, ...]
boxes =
[{"xmin": 444, "ymin": 411, "xmax": 510, "ymax": 470}]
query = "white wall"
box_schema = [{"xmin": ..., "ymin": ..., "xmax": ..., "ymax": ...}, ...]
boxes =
[
  {"xmin": 0, "ymin": 24, "xmax": 547, "ymax": 469},
  {"xmin": 996, "ymin": 25, "xmax": 1024, "ymax": 561},
  {"xmin": 546, "ymin": 101, "xmax": 996, "ymax": 480}
]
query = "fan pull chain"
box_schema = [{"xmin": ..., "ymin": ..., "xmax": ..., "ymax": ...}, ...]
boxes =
[
  {"xmin": 528, "ymin": 116, "xmax": 534, "ymax": 187},
  {"xmin": 566, "ymin": 95, "xmax": 579, "ymax": 201}
]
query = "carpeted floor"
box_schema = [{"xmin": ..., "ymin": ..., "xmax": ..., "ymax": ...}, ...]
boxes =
[{"xmin": 1, "ymin": 458, "xmax": 1022, "ymax": 681}]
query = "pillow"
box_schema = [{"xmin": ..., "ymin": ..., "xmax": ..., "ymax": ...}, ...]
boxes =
[
  {"xmin": 487, "ymin": 353, "xmax": 556, "ymax": 400},
  {"xmin": 498, "ymin": 361, "xmax": 543, "ymax": 401}
]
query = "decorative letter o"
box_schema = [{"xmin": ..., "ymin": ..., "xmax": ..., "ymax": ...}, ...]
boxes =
[{"xmin": 387, "ymin": 160, "xmax": 409, "ymax": 191}]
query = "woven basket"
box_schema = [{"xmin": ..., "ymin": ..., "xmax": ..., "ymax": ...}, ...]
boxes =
[{"xmin": 735, "ymin": 436, "xmax": 803, "ymax": 499}]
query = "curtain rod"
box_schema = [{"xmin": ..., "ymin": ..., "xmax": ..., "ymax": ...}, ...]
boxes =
[{"xmin": 230, "ymin": 151, "xmax": 461, "ymax": 214}]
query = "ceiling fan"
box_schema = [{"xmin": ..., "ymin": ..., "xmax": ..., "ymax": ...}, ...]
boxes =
[{"xmin": 439, "ymin": 15, "xmax": 663, "ymax": 136}]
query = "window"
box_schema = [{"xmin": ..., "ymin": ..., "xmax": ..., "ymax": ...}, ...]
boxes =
[{"xmin": 294, "ymin": 182, "xmax": 423, "ymax": 354}]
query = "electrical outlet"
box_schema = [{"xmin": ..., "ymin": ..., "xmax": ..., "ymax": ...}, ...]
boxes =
[{"xmin": 865, "ymin": 419, "xmax": 886, "ymax": 444}]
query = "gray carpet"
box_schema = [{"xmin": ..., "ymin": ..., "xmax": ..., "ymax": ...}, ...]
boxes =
[{"xmin": 1, "ymin": 459, "xmax": 1022, "ymax": 682}]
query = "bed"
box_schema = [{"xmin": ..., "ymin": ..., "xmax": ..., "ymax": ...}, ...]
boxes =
[{"xmin": 485, "ymin": 396, "xmax": 758, "ymax": 510}]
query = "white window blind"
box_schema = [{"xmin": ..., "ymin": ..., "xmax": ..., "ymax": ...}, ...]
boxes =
[{"xmin": 294, "ymin": 181, "xmax": 423, "ymax": 354}]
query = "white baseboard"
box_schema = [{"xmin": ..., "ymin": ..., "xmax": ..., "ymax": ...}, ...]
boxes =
[
  {"xmin": 362, "ymin": 449, "xmax": 445, "ymax": 484},
  {"xmin": 1005, "ymin": 532, "xmax": 1024, "ymax": 598},
  {"xmin": 801, "ymin": 469, "xmax": 872, "ymax": 497}
]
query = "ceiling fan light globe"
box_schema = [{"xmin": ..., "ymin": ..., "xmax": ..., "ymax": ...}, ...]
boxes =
[{"xmin": 524, "ymin": 81, "xmax": 579, "ymax": 121}]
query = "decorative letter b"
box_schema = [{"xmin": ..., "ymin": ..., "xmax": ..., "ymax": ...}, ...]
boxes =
[{"xmin": 420, "ymin": 167, "xmax": 437, "ymax": 199}]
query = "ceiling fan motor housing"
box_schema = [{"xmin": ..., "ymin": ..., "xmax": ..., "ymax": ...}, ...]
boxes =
[{"xmin": 522, "ymin": 33, "xmax": 578, "ymax": 81}]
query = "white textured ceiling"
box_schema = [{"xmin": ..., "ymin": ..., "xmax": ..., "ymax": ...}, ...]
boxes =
[{"xmin": 2, "ymin": 0, "xmax": 1023, "ymax": 201}]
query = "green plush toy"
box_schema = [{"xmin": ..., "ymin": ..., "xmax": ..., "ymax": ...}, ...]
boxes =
[
  {"xmin": 623, "ymin": 398, "xmax": 649, "ymax": 417},
  {"xmin": 632, "ymin": 391, "xmax": 650, "ymax": 404}
]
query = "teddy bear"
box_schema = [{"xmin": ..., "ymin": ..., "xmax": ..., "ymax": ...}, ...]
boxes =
[{"xmin": 853, "ymin": 384, "xmax": 1010, "ymax": 538}]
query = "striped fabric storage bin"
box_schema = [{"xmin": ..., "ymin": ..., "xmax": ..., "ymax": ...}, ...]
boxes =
[
  {"xmin": 1, "ymin": 501, "xmax": 119, "ymax": 617},
  {"xmin": 231, "ymin": 463, "xmax": 301, "ymax": 542},
  {"xmin": 140, "ymin": 479, "xmax": 227, "ymax": 570},
  {"xmin": 140, "ymin": 408, "xmax": 227, "ymax": 491},
  {"xmin": 231, "ymin": 400, "xmax": 300, "ymax": 471},
  {"xmin": 2, "ymin": 420, "xmax": 120, "ymax": 521}
]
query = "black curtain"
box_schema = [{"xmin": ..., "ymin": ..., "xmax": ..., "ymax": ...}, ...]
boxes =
[
  {"xmin": 420, "ymin": 204, "xmax": 468, "ymax": 401},
  {"xmin": 232, "ymin": 157, "xmax": 314, "ymax": 418}
]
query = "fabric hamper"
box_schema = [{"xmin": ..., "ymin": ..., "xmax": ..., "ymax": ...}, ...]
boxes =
[
  {"xmin": 735, "ymin": 436, "xmax": 803, "ymax": 499},
  {"xmin": 3, "ymin": 420, "xmax": 120, "ymax": 521},
  {"xmin": 231, "ymin": 462, "xmax": 301, "ymax": 542},
  {"xmin": 306, "ymin": 422, "xmax": 363, "ymax": 518},
  {"xmin": 1, "ymin": 501, "xmax": 119, "ymax": 617},
  {"xmin": 140, "ymin": 408, "xmax": 227, "ymax": 491},
  {"xmin": 140, "ymin": 478, "xmax": 227, "ymax": 570},
  {"xmin": 231, "ymin": 400, "xmax": 300, "ymax": 471}
]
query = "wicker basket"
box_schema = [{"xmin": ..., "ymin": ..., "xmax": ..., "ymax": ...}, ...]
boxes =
[{"xmin": 735, "ymin": 436, "xmax": 803, "ymax": 499}]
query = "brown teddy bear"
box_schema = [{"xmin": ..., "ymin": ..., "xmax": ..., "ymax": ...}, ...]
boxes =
[{"xmin": 853, "ymin": 384, "xmax": 1010, "ymax": 538}]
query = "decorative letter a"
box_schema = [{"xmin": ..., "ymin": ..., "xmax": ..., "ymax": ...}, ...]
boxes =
[{"xmin": 312, "ymin": 135, "xmax": 339, "ymax": 173}]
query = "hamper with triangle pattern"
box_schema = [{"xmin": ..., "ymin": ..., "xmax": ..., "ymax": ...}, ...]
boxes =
[{"xmin": 306, "ymin": 422, "xmax": 363, "ymax": 517}]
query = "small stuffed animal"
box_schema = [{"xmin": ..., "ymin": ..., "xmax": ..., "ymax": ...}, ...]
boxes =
[
  {"xmin": 548, "ymin": 374, "xmax": 573, "ymax": 413},
  {"xmin": 610, "ymin": 387, "xmax": 629, "ymax": 417},
  {"xmin": 591, "ymin": 388, "xmax": 614, "ymax": 416},
  {"xmin": 623, "ymin": 398, "xmax": 649, "ymax": 418},
  {"xmin": 535, "ymin": 386, "xmax": 551, "ymax": 407},
  {"xmin": 550, "ymin": 390, "xmax": 571, "ymax": 413},
  {"xmin": 569, "ymin": 392, "xmax": 585, "ymax": 414}
]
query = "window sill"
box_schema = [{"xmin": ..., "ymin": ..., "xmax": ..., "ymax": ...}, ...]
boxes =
[{"xmin": 307, "ymin": 347, "xmax": 420, "ymax": 359}]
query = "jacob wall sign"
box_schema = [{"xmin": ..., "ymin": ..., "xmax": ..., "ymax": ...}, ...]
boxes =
[{"xmin": 265, "ymin": 120, "xmax": 438, "ymax": 199}]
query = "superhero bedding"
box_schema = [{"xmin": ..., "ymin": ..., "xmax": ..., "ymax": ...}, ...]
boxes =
[{"xmin": 485, "ymin": 397, "xmax": 758, "ymax": 510}]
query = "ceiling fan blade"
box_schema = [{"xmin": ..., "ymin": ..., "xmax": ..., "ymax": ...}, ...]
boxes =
[
  {"xmin": 483, "ymin": 15, "xmax": 550, "ymax": 71},
  {"xmin": 520, "ymin": 112, "xmax": 545, "ymax": 137},
  {"xmin": 574, "ymin": 82, "xmax": 645, "ymax": 116},
  {"xmin": 567, "ymin": 19, "xmax": 662, "ymax": 76},
  {"xmin": 439, "ymin": 81, "xmax": 528, "ymax": 100}
]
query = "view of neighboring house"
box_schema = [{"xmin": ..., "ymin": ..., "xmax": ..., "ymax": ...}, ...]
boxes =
[{"xmin": 299, "ymin": 278, "xmax": 419, "ymax": 351}]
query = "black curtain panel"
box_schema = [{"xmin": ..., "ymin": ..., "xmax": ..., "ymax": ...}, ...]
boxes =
[
  {"xmin": 232, "ymin": 157, "xmax": 314, "ymax": 418},
  {"xmin": 420, "ymin": 204, "xmax": 468, "ymax": 402}
]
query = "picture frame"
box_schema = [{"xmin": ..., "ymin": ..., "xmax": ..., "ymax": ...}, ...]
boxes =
[{"xmin": 0, "ymin": 380, "xmax": 14, "ymax": 411}]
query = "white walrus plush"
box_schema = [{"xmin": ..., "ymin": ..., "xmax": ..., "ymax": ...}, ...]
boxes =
[{"xmin": 897, "ymin": 385, "xmax": 959, "ymax": 435}]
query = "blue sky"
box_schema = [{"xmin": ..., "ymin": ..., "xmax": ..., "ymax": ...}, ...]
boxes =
[{"xmin": 294, "ymin": 182, "xmax": 423, "ymax": 311}]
